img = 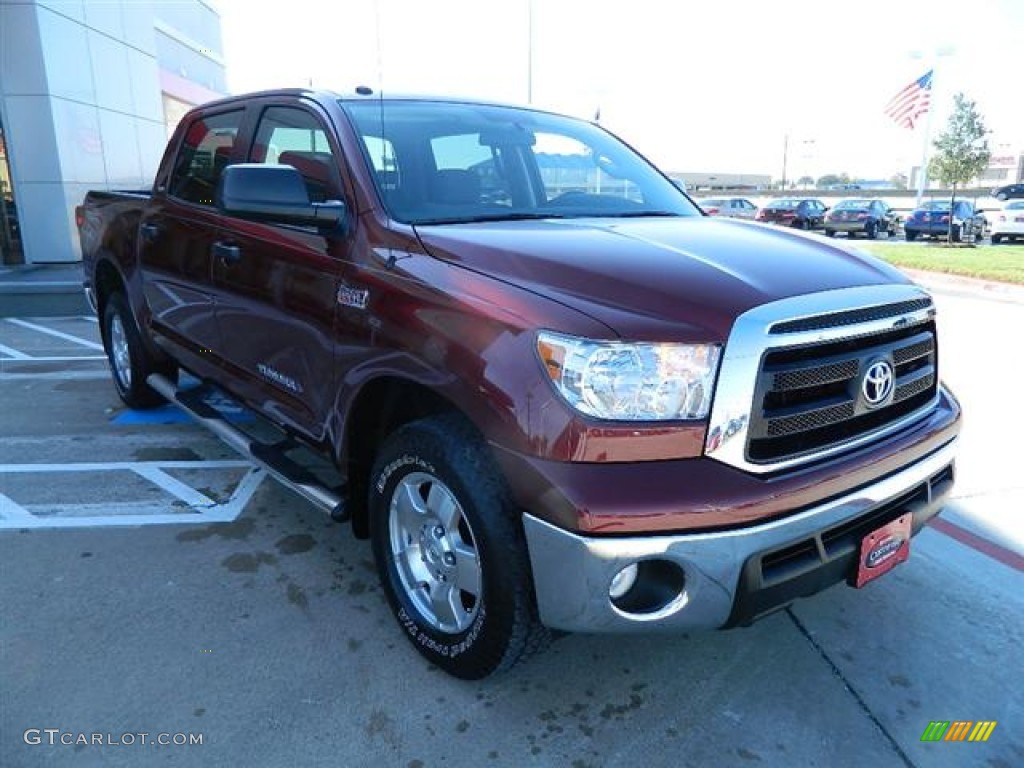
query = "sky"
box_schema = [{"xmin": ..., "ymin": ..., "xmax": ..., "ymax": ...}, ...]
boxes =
[{"xmin": 217, "ymin": 0, "xmax": 1023, "ymax": 182}]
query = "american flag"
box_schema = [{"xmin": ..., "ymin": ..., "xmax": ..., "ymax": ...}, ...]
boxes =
[{"xmin": 884, "ymin": 70, "xmax": 933, "ymax": 130}]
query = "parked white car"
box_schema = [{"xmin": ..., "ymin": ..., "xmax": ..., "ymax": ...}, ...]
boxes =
[
  {"xmin": 990, "ymin": 200, "xmax": 1024, "ymax": 244},
  {"xmin": 696, "ymin": 197, "xmax": 758, "ymax": 219}
]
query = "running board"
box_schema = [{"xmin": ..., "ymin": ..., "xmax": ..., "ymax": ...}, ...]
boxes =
[{"xmin": 147, "ymin": 373, "xmax": 349, "ymax": 521}]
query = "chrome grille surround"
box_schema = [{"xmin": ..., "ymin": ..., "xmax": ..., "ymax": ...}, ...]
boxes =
[{"xmin": 705, "ymin": 285, "xmax": 939, "ymax": 474}]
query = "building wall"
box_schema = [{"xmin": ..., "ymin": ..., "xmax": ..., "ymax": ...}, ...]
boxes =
[{"xmin": 0, "ymin": 0, "xmax": 225, "ymax": 264}]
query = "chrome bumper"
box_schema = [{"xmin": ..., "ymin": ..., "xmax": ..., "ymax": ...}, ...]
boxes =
[{"xmin": 522, "ymin": 438, "xmax": 957, "ymax": 633}]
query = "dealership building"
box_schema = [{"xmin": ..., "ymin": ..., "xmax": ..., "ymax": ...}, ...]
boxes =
[{"xmin": 0, "ymin": 0, "xmax": 226, "ymax": 266}]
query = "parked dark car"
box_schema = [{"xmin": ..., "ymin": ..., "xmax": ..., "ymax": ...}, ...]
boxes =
[
  {"xmin": 904, "ymin": 200, "xmax": 986, "ymax": 242},
  {"xmin": 754, "ymin": 198, "xmax": 827, "ymax": 229},
  {"xmin": 992, "ymin": 183, "xmax": 1024, "ymax": 201},
  {"xmin": 824, "ymin": 199, "xmax": 899, "ymax": 239}
]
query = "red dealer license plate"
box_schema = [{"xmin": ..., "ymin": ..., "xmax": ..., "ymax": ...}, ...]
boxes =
[{"xmin": 854, "ymin": 513, "xmax": 912, "ymax": 588}]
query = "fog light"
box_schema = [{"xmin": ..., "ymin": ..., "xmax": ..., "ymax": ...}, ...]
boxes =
[{"xmin": 609, "ymin": 563, "xmax": 639, "ymax": 600}]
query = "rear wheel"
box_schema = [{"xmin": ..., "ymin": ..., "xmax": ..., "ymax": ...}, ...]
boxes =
[
  {"xmin": 102, "ymin": 293, "xmax": 176, "ymax": 409},
  {"xmin": 905, "ymin": 230, "xmax": 917, "ymax": 242},
  {"xmin": 369, "ymin": 414, "xmax": 549, "ymax": 679}
]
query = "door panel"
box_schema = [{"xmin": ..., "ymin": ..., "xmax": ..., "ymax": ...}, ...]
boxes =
[
  {"xmin": 212, "ymin": 221, "xmax": 344, "ymax": 438},
  {"xmin": 211, "ymin": 104, "xmax": 351, "ymax": 439}
]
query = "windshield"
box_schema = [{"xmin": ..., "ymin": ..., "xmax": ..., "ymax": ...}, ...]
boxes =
[
  {"xmin": 834, "ymin": 199, "xmax": 872, "ymax": 210},
  {"xmin": 342, "ymin": 100, "xmax": 700, "ymax": 225},
  {"xmin": 919, "ymin": 202, "xmax": 952, "ymax": 211},
  {"xmin": 767, "ymin": 199, "xmax": 800, "ymax": 209}
]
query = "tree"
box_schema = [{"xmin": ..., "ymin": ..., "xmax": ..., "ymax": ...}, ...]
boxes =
[
  {"xmin": 927, "ymin": 93, "xmax": 991, "ymax": 242},
  {"xmin": 797, "ymin": 176, "xmax": 815, "ymax": 189}
]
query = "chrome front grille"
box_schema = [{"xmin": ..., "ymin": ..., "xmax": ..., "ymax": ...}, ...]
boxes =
[
  {"xmin": 704, "ymin": 285, "xmax": 940, "ymax": 475},
  {"xmin": 747, "ymin": 325, "xmax": 937, "ymax": 463}
]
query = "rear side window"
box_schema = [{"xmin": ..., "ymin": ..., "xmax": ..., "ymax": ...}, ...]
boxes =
[
  {"xmin": 168, "ymin": 110, "xmax": 243, "ymax": 206},
  {"xmin": 249, "ymin": 106, "xmax": 342, "ymax": 202}
]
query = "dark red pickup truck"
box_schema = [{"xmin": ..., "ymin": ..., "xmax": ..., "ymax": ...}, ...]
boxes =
[{"xmin": 78, "ymin": 88, "xmax": 960, "ymax": 679}]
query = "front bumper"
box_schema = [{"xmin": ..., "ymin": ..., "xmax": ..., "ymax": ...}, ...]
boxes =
[{"xmin": 522, "ymin": 437, "xmax": 956, "ymax": 632}]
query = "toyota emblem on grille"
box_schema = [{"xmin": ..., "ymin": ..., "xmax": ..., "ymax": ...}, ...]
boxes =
[{"xmin": 861, "ymin": 360, "xmax": 894, "ymax": 407}]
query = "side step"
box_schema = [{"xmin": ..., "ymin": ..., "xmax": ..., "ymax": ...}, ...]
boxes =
[{"xmin": 147, "ymin": 373, "xmax": 349, "ymax": 521}]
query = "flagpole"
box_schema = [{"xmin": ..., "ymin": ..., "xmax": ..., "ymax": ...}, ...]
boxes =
[
  {"xmin": 912, "ymin": 47, "xmax": 954, "ymax": 207},
  {"xmin": 914, "ymin": 81, "xmax": 936, "ymax": 208}
]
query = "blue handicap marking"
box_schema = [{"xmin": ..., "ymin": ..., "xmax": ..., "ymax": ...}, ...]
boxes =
[{"xmin": 111, "ymin": 373, "xmax": 256, "ymax": 426}]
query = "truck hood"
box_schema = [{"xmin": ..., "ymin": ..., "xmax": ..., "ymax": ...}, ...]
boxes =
[{"xmin": 414, "ymin": 216, "xmax": 910, "ymax": 341}]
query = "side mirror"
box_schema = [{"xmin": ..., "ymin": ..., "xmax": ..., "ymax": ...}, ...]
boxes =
[{"xmin": 217, "ymin": 164, "xmax": 345, "ymax": 230}]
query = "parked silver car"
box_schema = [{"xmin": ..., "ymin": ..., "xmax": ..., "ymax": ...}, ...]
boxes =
[{"xmin": 696, "ymin": 197, "xmax": 758, "ymax": 220}]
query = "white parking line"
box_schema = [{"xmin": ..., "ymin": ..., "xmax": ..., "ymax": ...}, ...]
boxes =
[
  {"xmin": 5, "ymin": 318, "xmax": 105, "ymax": 351},
  {"xmin": 0, "ymin": 342, "xmax": 31, "ymax": 360},
  {"xmin": 0, "ymin": 492, "xmax": 34, "ymax": 520},
  {"xmin": 132, "ymin": 465, "xmax": 217, "ymax": 507},
  {"xmin": 0, "ymin": 460, "xmax": 253, "ymax": 473},
  {"xmin": 0, "ymin": 355, "xmax": 107, "ymax": 363},
  {"xmin": 0, "ymin": 461, "xmax": 266, "ymax": 529}
]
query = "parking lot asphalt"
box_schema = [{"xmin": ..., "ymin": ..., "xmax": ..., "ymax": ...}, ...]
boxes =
[{"xmin": 1, "ymin": 284, "xmax": 1022, "ymax": 768}]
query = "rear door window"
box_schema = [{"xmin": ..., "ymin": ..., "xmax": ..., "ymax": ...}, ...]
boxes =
[{"xmin": 168, "ymin": 110, "xmax": 244, "ymax": 207}]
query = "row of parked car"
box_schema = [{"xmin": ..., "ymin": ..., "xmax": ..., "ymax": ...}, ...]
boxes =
[{"xmin": 694, "ymin": 193, "xmax": 1024, "ymax": 244}]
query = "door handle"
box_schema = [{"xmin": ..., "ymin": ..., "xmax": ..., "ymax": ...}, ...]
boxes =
[{"xmin": 213, "ymin": 241, "xmax": 242, "ymax": 265}]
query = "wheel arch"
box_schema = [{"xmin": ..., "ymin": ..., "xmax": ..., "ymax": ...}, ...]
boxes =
[
  {"xmin": 340, "ymin": 375, "xmax": 486, "ymax": 539},
  {"xmin": 93, "ymin": 257, "xmax": 127, "ymax": 328}
]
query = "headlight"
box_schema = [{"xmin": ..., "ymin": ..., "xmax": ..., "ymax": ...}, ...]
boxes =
[{"xmin": 536, "ymin": 331, "xmax": 721, "ymax": 421}]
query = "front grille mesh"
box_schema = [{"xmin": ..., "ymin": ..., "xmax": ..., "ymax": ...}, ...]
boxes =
[{"xmin": 747, "ymin": 307, "xmax": 937, "ymax": 464}]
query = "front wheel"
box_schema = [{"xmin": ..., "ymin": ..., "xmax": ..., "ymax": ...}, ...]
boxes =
[
  {"xmin": 369, "ymin": 414, "xmax": 549, "ymax": 679},
  {"xmin": 102, "ymin": 293, "xmax": 176, "ymax": 408}
]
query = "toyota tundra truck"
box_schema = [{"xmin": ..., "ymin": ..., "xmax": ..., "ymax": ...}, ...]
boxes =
[{"xmin": 77, "ymin": 89, "xmax": 960, "ymax": 679}]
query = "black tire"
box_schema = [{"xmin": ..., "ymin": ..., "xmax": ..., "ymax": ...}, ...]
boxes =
[
  {"xmin": 369, "ymin": 414, "xmax": 549, "ymax": 679},
  {"xmin": 992, "ymin": 234, "xmax": 1003, "ymax": 245},
  {"xmin": 102, "ymin": 293, "xmax": 176, "ymax": 409},
  {"xmin": 950, "ymin": 224, "xmax": 962, "ymax": 243},
  {"xmin": 825, "ymin": 229, "xmax": 836, "ymax": 238},
  {"xmin": 865, "ymin": 221, "xmax": 877, "ymax": 240},
  {"xmin": 905, "ymin": 230, "xmax": 917, "ymax": 242}
]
